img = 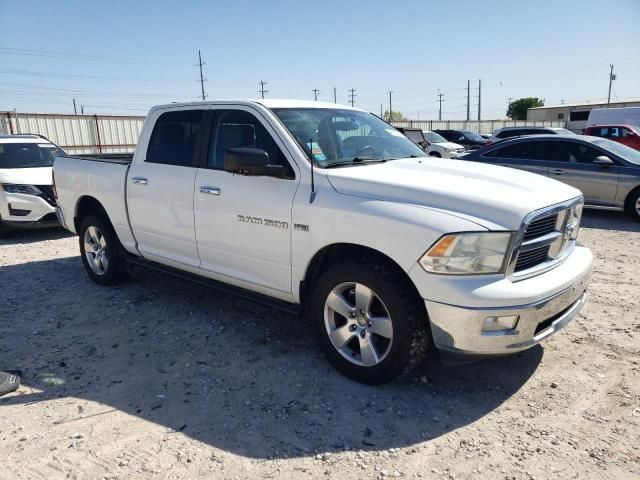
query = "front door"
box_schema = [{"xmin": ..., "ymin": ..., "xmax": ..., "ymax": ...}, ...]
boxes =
[
  {"xmin": 127, "ymin": 109, "xmax": 203, "ymax": 267},
  {"xmin": 193, "ymin": 107, "xmax": 299, "ymax": 293},
  {"xmin": 545, "ymin": 140, "xmax": 619, "ymax": 206}
]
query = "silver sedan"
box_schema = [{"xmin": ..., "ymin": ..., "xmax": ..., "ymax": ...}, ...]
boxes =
[{"xmin": 458, "ymin": 134, "xmax": 640, "ymax": 221}]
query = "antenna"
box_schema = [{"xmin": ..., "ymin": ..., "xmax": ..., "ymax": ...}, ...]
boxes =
[{"xmin": 309, "ymin": 137, "xmax": 316, "ymax": 203}]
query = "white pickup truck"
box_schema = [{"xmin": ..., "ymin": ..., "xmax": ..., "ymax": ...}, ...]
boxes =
[{"xmin": 53, "ymin": 100, "xmax": 593, "ymax": 384}]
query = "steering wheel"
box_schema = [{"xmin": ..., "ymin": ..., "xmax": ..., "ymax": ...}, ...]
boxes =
[{"xmin": 355, "ymin": 144, "xmax": 377, "ymax": 157}]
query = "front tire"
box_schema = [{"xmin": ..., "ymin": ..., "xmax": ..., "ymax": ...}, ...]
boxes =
[
  {"xmin": 625, "ymin": 188, "xmax": 640, "ymax": 221},
  {"xmin": 310, "ymin": 258, "xmax": 430, "ymax": 384},
  {"xmin": 78, "ymin": 215, "xmax": 129, "ymax": 285},
  {"xmin": 429, "ymin": 151, "xmax": 441, "ymax": 157}
]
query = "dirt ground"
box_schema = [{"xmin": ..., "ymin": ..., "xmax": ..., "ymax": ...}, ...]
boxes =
[{"xmin": 0, "ymin": 210, "xmax": 639, "ymax": 480}]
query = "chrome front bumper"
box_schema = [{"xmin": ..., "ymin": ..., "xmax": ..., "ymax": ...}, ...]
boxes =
[{"xmin": 425, "ymin": 268, "xmax": 590, "ymax": 356}]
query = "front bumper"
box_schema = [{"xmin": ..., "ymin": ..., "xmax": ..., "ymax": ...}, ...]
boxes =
[
  {"xmin": 419, "ymin": 246, "xmax": 592, "ymax": 356},
  {"xmin": 0, "ymin": 192, "xmax": 57, "ymax": 228}
]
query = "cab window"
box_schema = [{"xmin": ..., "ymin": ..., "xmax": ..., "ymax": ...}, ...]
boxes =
[
  {"xmin": 147, "ymin": 110, "xmax": 203, "ymax": 166},
  {"xmin": 208, "ymin": 110, "xmax": 294, "ymax": 178}
]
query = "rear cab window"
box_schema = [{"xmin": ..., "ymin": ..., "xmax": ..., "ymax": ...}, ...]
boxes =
[{"xmin": 146, "ymin": 110, "xmax": 204, "ymax": 166}]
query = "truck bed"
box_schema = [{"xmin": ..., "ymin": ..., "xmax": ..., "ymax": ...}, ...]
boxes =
[{"xmin": 59, "ymin": 154, "xmax": 133, "ymax": 164}]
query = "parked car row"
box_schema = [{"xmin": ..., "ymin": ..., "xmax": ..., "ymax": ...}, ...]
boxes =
[
  {"xmin": 458, "ymin": 135, "xmax": 640, "ymax": 220},
  {"xmin": 0, "ymin": 134, "xmax": 63, "ymax": 235}
]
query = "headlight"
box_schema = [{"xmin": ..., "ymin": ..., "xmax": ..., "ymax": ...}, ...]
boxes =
[
  {"xmin": 419, "ymin": 232, "xmax": 513, "ymax": 275},
  {"xmin": 0, "ymin": 184, "xmax": 42, "ymax": 195}
]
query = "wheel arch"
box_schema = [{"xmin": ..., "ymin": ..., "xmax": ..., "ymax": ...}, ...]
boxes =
[
  {"xmin": 299, "ymin": 242, "xmax": 424, "ymax": 312},
  {"xmin": 624, "ymin": 184, "xmax": 640, "ymax": 215},
  {"xmin": 74, "ymin": 195, "xmax": 112, "ymax": 232}
]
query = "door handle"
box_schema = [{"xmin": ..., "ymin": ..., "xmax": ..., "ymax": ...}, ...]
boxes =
[
  {"xmin": 549, "ymin": 169, "xmax": 564, "ymax": 175},
  {"xmin": 200, "ymin": 186, "xmax": 221, "ymax": 196},
  {"xmin": 131, "ymin": 176, "xmax": 148, "ymax": 185}
]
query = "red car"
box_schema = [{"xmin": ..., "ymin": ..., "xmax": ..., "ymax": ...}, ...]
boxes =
[{"xmin": 584, "ymin": 124, "xmax": 640, "ymax": 151}]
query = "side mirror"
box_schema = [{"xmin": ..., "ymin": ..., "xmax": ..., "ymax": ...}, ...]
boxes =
[
  {"xmin": 224, "ymin": 147, "xmax": 285, "ymax": 177},
  {"xmin": 593, "ymin": 155, "xmax": 614, "ymax": 166}
]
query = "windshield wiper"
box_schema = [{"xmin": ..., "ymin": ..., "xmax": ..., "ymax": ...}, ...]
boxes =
[{"xmin": 324, "ymin": 157, "xmax": 387, "ymax": 168}]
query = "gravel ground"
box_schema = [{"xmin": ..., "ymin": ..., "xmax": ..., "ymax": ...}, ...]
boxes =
[{"xmin": 0, "ymin": 210, "xmax": 639, "ymax": 480}]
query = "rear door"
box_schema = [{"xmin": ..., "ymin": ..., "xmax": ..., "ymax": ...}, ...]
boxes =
[
  {"xmin": 193, "ymin": 107, "xmax": 299, "ymax": 293},
  {"xmin": 480, "ymin": 140, "xmax": 548, "ymax": 176},
  {"xmin": 545, "ymin": 140, "xmax": 619, "ymax": 205},
  {"xmin": 127, "ymin": 109, "xmax": 203, "ymax": 267}
]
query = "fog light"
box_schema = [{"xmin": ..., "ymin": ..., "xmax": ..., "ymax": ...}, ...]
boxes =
[{"xmin": 482, "ymin": 315, "xmax": 519, "ymax": 333}]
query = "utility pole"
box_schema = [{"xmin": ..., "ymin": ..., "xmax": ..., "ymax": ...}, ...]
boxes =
[
  {"xmin": 388, "ymin": 91, "xmax": 393, "ymax": 120},
  {"xmin": 607, "ymin": 64, "xmax": 615, "ymax": 106},
  {"xmin": 333, "ymin": 86, "xmax": 337, "ymax": 103},
  {"xmin": 81, "ymin": 105, "xmax": 84, "ymax": 115},
  {"xmin": 380, "ymin": 104, "xmax": 383, "ymax": 117},
  {"xmin": 73, "ymin": 98, "xmax": 77, "ymax": 115},
  {"xmin": 476, "ymin": 79, "xmax": 482, "ymax": 121},
  {"xmin": 466, "ymin": 80, "xmax": 470, "ymax": 121},
  {"xmin": 437, "ymin": 90, "xmax": 445, "ymax": 121},
  {"xmin": 312, "ymin": 88, "xmax": 320, "ymax": 101},
  {"xmin": 197, "ymin": 50, "xmax": 207, "ymax": 101},
  {"xmin": 258, "ymin": 80, "xmax": 268, "ymax": 99},
  {"xmin": 348, "ymin": 88, "xmax": 356, "ymax": 107}
]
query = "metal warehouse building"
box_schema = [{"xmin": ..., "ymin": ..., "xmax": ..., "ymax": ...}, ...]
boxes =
[{"xmin": 527, "ymin": 98, "xmax": 640, "ymax": 132}]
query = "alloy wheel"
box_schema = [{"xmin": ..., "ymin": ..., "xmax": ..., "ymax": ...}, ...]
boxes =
[
  {"xmin": 323, "ymin": 282, "xmax": 394, "ymax": 367},
  {"xmin": 84, "ymin": 225, "xmax": 109, "ymax": 275}
]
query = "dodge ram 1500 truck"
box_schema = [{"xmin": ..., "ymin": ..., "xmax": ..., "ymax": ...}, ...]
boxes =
[{"xmin": 53, "ymin": 100, "xmax": 593, "ymax": 384}]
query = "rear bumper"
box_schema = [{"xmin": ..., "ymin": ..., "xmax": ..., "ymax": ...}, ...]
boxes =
[{"xmin": 421, "ymin": 246, "xmax": 592, "ymax": 357}]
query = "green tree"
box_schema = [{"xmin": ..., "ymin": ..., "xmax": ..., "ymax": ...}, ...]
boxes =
[
  {"xmin": 507, "ymin": 97, "xmax": 544, "ymax": 120},
  {"xmin": 383, "ymin": 110, "xmax": 407, "ymax": 122}
]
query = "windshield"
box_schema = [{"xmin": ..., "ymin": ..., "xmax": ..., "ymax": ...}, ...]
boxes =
[
  {"xmin": 592, "ymin": 138, "xmax": 640, "ymax": 165},
  {"xmin": 0, "ymin": 142, "xmax": 64, "ymax": 168},
  {"xmin": 271, "ymin": 108, "xmax": 426, "ymax": 167},
  {"xmin": 462, "ymin": 131, "xmax": 485, "ymax": 142},
  {"xmin": 424, "ymin": 131, "xmax": 447, "ymax": 143}
]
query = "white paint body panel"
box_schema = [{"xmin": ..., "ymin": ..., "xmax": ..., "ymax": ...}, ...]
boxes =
[{"xmin": 54, "ymin": 100, "xmax": 588, "ymax": 312}]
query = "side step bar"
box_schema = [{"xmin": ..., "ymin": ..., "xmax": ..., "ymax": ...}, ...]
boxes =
[{"xmin": 125, "ymin": 256, "xmax": 301, "ymax": 315}]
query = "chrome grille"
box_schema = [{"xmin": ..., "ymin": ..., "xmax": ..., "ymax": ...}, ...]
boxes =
[
  {"xmin": 515, "ymin": 244, "xmax": 551, "ymax": 271},
  {"xmin": 522, "ymin": 214, "xmax": 557, "ymax": 241},
  {"xmin": 509, "ymin": 199, "xmax": 583, "ymax": 279}
]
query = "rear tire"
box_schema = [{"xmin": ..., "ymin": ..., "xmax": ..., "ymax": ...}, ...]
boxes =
[
  {"xmin": 78, "ymin": 215, "xmax": 129, "ymax": 285},
  {"xmin": 429, "ymin": 152, "xmax": 441, "ymax": 157},
  {"xmin": 310, "ymin": 257, "xmax": 430, "ymax": 384},
  {"xmin": 625, "ymin": 188, "xmax": 640, "ymax": 221}
]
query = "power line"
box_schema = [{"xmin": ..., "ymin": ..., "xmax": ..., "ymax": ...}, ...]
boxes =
[
  {"xmin": 197, "ymin": 50, "xmax": 207, "ymax": 101},
  {"xmin": 607, "ymin": 64, "xmax": 616, "ymax": 106},
  {"xmin": 348, "ymin": 88, "xmax": 357, "ymax": 107},
  {"xmin": 476, "ymin": 79, "xmax": 482, "ymax": 121},
  {"xmin": 0, "ymin": 46, "xmax": 191, "ymax": 66},
  {"xmin": 312, "ymin": 88, "xmax": 320, "ymax": 101},
  {"xmin": 466, "ymin": 80, "xmax": 470, "ymax": 121},
  {"xmin": 0, "ymin": 68, "xmax": 192, "ymax": 85},
  {"xmin": 259, "ymin": 80, "xmax": 268, "ymax": 99}
]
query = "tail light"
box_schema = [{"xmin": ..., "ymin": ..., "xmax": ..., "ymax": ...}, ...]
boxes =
[{"xmin": 52, "ymin": 170, "xmax": 58, "ymax": 200}]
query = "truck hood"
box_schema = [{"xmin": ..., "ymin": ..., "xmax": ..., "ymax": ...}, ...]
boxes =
[
  {"xmin": 0, "ymin": 167, "xmax": 53, "ymax": 185},
  {"xmin": 325, "ymin": 158, "xmax": 581, "ymax": 230}
]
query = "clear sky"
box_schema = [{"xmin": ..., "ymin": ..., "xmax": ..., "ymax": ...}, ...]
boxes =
[{"xmin": 1, "ymin": 0, "xmax": 639, "ymax": 119}]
